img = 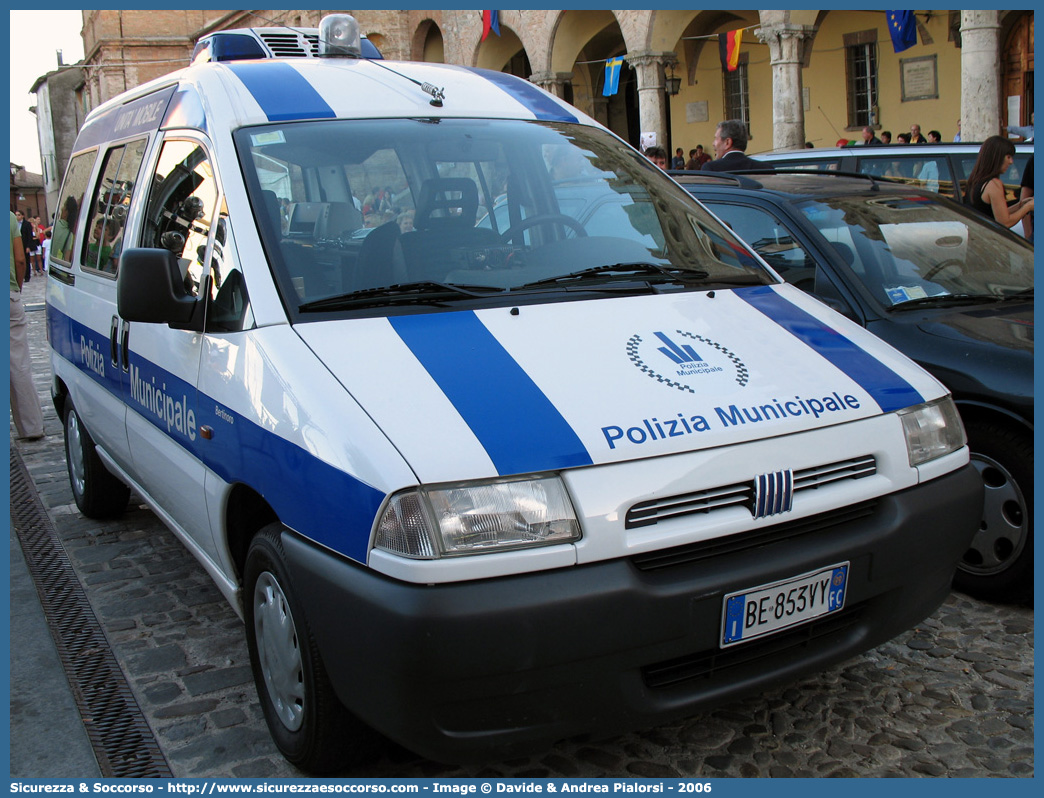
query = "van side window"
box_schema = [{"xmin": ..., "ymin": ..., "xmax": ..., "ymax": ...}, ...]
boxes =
[
  {"xmin": 81, "ymin": 139, "xmax": 148, "ymax": 275},
  {"xmin": 142, "ymin": 140, "xmax": 219, "ymax": 297},
  {"xmin": 49, "ymin": 150, "xmax": 98, "ymax": 266},
  {"xmin": 204, "ymin": 199, "xmax": 252, "ymax": 332}
]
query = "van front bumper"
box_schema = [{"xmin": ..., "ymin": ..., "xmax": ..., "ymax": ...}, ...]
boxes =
[{"xmin": 283, "ymin": 462, "xmax": 981, "ymax": 763}]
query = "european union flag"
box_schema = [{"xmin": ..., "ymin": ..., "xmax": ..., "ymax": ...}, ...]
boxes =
[
  {"xmin": 887, "ymin": 10, "xmax": 917, "ymax": 53},
  {"xmin": 603, "ymin": 56, "xmax": 624, "ymax": 97}
]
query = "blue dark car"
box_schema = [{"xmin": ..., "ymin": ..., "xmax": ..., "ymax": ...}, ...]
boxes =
[{"xmin": 673, "ymin": 170, "xmax": 1033, "ymax": 603}]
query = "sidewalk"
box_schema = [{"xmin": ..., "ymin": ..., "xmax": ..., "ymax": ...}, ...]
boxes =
[{"xmin": 9, "ymin": 269, "xmax": 102, "ymax": 777}]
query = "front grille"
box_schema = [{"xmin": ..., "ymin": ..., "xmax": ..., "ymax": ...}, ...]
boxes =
[
  {"xmin": 630, "ymin": 500, "xmax": 878, "ymax": 571},
  {"xmin": 642, "ymin": 603, "xmax": 866, "ymax": 689},
  {"xmin": 626, "ymin": 455, "xmax": 876, "ymax": 529},
  {"xmin": 258, "ymin": 31, "xmax": 317, "ymax": 58}
]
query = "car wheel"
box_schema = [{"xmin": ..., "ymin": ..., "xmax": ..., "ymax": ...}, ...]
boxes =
[
  {"xmin": 954, "ymin": 421, "xmax": 1033, "ymax": 604},
  {"xmin": 244, "ymin": 524, "xmax": 380, "ymax": 773},
  {"xmin": 63, "ymin": 400, "xmax": 130, "ymax": 519}
]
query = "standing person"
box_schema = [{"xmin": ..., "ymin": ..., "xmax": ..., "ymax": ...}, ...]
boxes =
[
  {"xmin": 685, "ymin": 145, "xmax": 711, "ymax": 169},
  {"xmin": 702, "ymin": 120, "xmax": 763, "ymax": 172},
  {"xmin": 910, "ymin": 124, "xmax": 927, "ymax": 143},
  {"xmin": 953, "ymin": 119, "xmax": 961, "ymax": 142},
  {"xmin": 643, "ymin": 145, "xmax": 668, "ymax": 169},
  {"xmin": 896, "ymin": 132, "xmax": 911, "ymax": 144},
  {"xmin": 32, "ymin": 216, "xmax": 46, "ymax": 274},
  {"xmin": 671, "ymin": 147, "xmax": 686, "ymax": 169},
  {"xmin": 861, "ymin": 126, "xmax": 882, "ymax": 146},
  {"xmin": 40, "ymin": 229, "xmax": 52, "ymax": 272},
  {"xmin": 16, "ymin": 211, "xmax": 36, "ymax": 283},
  {"xmin": 880, "ymin": 130, "xmax": 892, "ymax": 144},
  {"xmin": 1019, "ymin": 155, "xmax": 1033, "ymax": 242},
  {"xmin": 964, "ymin": 135, "xmax": 1034, "ymax": 229},
  {"xmin": 10, "ymin": 211, "xmax": 45, "ymax": 441}
]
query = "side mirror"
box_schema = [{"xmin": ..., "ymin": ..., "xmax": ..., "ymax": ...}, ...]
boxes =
[{"xmin": 117, "ymin": 248, "xmax": 204, "ymax": 330}]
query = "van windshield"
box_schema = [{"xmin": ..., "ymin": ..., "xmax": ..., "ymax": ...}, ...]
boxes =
[{"xmin": 235, "ymin": 118, "xmax": 772, "ymax": 316}]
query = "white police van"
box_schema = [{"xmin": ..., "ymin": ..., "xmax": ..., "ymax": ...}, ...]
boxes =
[{"xmin": 47, "ymin": 14, "xmax": 982, "ymax": 772}]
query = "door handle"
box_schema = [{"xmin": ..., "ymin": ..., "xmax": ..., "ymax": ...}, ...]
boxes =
[
  {"xmin": 109, "ymin": 316, "xmax": 120, "ymax": 368},
  {"xmin": 120, "ymin": 320, "xmax": 130, "ymax": 372}
]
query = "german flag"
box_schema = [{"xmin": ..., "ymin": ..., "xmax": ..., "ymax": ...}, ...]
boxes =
[{"xmin": 718, "ymin": 29, "xmax": 743, "ymax": 72}]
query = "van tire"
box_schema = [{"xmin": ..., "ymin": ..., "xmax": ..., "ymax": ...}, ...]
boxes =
[
  {"xmin": 955, "ymin": 421, "xmax": 1032, "ymax": 604},
  {"xmin": 63, "ymin": 401, "xmax": 130, "ymax": 519},
  {"xmin": 244, "ymin": 524, "xmax": 380, "ymax": 773}
]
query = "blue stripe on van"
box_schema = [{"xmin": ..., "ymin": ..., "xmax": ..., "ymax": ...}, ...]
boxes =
[
  {"xmin": 737, "ymin": 286, "xmax": 924, "ymax": 413},
  {"xmin": 389, "ymin": 311, "xmax": 593, "ymax": 476},
  {"xmin": 467, "ymin": 68, "xmax": 579, "ymax": 123},
  {"xmin": 226, "ymin": 62, "xmax": 337, "ymax": 121},
  {"xmin": 47, "ymin": 304, "xmax": 384, "ymax": 564}
]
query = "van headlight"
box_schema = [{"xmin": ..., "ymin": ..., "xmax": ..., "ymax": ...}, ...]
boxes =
[
  {"xmin": 898, "ymin": 397, "xmax": 966, "ymax": 466},
  {"xmin": 374, "ymin": 475, "xmax": 581, "ymax": 558}
]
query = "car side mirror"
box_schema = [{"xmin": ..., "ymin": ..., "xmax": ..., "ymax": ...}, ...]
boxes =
[{"xmin": 117, "ymin": 248, "xmax": 204, "ymax": 331}]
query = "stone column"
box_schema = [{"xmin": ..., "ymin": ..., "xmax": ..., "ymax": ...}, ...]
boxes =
[
  {"xmin": 755, "ymin": 22, "xmax": 815, "ymax": 150},
  {"xmin": 529, "ymin": 71, "xmax": 573, "ymax": 99},
  {"xmin": 626, "ymin": 51, "xmax": 677, "ymax": 150},
  {"xmin": 960, "ymin": 11, "xmax": 1002, "ymax": 141}
]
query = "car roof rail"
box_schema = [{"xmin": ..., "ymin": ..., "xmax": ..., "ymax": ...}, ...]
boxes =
[{"xmin": 666, "ymin": 170, "xmax": 764, "ymax": 190}]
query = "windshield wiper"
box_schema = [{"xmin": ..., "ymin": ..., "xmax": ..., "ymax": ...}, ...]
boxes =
[
  {"xmin": 887, "ymin": 293, "xmax": 1021, "ymax": 311},
  {"xmin": 513, "ymin": 262, "xmax": 711, "ymax": 291},
  {"xmin": 298, "ymin": 281, "xmax": 503, "ymax": 312}
]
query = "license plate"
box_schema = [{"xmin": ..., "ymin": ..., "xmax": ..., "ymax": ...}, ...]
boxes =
[{"xmin": 721, "ymin": 563, "xmax": 849, "ymax": 647}]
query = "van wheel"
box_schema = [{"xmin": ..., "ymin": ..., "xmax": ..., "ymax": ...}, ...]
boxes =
[
  {"xmin": 63, "ymin": 401, "xmax": 130, "ymax": 519},
  {"xmin": 955, "ymin": 421, "xmax": 1032, "ymax": 604},
  {"xmin": 244, "ymin": 524, "xmax": 380, "ymax": 773}
]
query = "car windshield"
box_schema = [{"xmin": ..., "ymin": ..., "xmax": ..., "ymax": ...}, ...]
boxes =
[
  {"xmin": 235, "ymin": 118, "xmax": 771, "ymax": 316},
  {"xmin": 795, "ymin": 193, "xmax": 1034, "ymax": 308}
]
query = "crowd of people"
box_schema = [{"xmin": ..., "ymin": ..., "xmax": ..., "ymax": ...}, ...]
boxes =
[
  {"xmin": 645, "ymin": 119, "xmax": 765, "ymax": 173},
  {"xmin": 644, "ymin": 117, "xmax": 1033, "ymax": 241},
  {"xmin": 14, "ymin": 211, "xmax": 48, "ymax": 283}
]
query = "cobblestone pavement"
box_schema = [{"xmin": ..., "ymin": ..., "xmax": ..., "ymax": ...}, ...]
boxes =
[{"xmin": 11, "ymin": 274, "xmax": 1034, "ymax": 778}]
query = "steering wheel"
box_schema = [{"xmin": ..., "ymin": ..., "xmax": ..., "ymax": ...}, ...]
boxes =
[
  {"xmin": 501, "ymin": 214, "xmax": 587, "ymax": 244},
  {"xmin": 923, "ymin": 258, "xmax": 963, "ymax": 281}
]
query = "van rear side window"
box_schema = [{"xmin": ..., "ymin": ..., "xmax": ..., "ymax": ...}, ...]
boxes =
[
  {"xmin": 81, "ymin": 139, "xmax": 148, "ymax": 275},
  {"xmin": 50, "ymin": 150, "xmax": 98, "ymax": 266}
]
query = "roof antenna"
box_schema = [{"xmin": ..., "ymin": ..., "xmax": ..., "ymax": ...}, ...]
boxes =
[
  {"xmin": 371, "ymin": 60, "xmax": 446, "ymax": 107},
  {"xmin": 421, "ymin": 83, "xmax": 445, "ymax": 107}
]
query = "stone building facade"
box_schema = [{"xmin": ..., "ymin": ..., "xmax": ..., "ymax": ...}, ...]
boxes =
[
  {"xmin": 30, "ymin": 64, "xmax": 88, "ymax": 218},
  {"xmin": 62, "ymin": 9, "xmax": 1033, "ymax": 164}
]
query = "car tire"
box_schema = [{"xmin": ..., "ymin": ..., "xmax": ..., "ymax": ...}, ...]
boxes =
[
  {"xmin": 63, "ymin": 400, "xmax": 130, "ymax": 519},
  {"xmin": 244, "ymin": 524, "xmax": 381, "ymax": 773},
  {"xmin": 954, "ymin": 421, "xmax": 1033, "ymax": 604}
]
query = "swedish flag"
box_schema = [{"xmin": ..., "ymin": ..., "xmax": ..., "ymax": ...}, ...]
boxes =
[{"xmin": 603, "ymin": 56, "xmax": 624, "ymax": 97}]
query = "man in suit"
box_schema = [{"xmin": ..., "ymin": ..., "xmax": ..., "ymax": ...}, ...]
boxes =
[{"xmin": 702, "ymin": 120, "xmax": 764, "ymax": 172}]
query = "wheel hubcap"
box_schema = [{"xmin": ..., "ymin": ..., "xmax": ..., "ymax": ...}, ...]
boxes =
[
  {"xmin": 66, "ymin": 411, "xmax": 87, "ymax": 499},
  {"xmin": 962, "ymin": 453, "xmax": 1028, "ymax": 576},
  {"xmin": 253, "ymin": 571, "xmax": 305, "ymax": 731}
]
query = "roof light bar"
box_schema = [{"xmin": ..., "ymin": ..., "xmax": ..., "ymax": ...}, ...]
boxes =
[{"xmin": 319, "ymin": 14, "xmax": 362, "ymax": 58}]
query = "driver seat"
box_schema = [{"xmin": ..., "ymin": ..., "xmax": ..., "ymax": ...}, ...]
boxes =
[{"xmin": 400, "ymin": 177, "xmax": 501, "ymax": 282}]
